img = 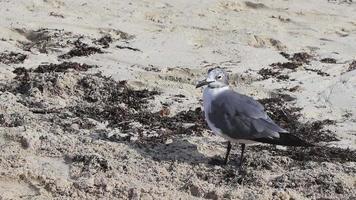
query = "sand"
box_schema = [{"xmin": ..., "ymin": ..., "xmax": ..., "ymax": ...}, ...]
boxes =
[{"xmin": 0, "ymin": 0, "xmax": 356, "ymax": 199}]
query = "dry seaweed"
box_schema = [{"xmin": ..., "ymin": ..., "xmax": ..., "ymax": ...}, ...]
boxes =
[
  {"xmin": 7, "ymin": 63, "xmax": 340, "ymax": 145},
  {"xmin": 320, "ymin": 58, "xmax": 337, "ymax": 64},
  {"xmin": 258, "ymin": 97, "xmax": 338, "ymax": 143},
  {"xmin": 270, "ymin": 62, "xmax": 301, "ymax": 70},
  {"xmin": 3, "ymin": 63, "xmax": 352, "ymax": 167},
  {"xmin": 13, "ymin": 62, "xmax": 97, "ymax": 76},
  {"xmin": 16, "ymin": 28, "xmax": 76, "ymax": 53},
  {"xmin": 11, "ymin": 66, "xmax": 204, "ymax": 143},
  {"xmin": 0, "ymin": 51, "xmax": 27, "ymax": 64},
  {"xmin": 280, "ymin": 52, "xmax": 313, "ymax": 64},
  {"xmin": 116, "ymin": 45, "xmax": 141, "ymax": 52},
  {"xmin": 347, "ymin": 60, "xmax": 356, "ymax": 72},
  {"xmin": 59, "ymin": 39, "xmax": 103, "ymax": 59},
  {"xmin": 257, "ymin": 68, "xmax": 290, "ymax": 80},
  {"xmin": 33, "ymin": 62, "xmax": 97, "ymax": 73},
  {"xmin": 263, "ymin": 52, "xmax": 318, "ymax": 80},
  {"xmin": 291, "ymin": 52, "xmax": 313, "ymax": 64},
  {"xmin": 68, "ymin": 154, "xmax": 111, "ymax": 172},
  {"xmin": 304, "ymin": 67, "xmax": 330, "ymax": 76},
  {"xmin": 258, "ymin": 68, "xmax": 280, "ymax": 80},
  {"xmin": 94, "ymin": 35, "xmax": 113, "ymax": 48}
]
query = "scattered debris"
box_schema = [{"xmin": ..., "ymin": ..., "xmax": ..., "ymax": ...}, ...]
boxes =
[
  {"xmin": 264, "ymin": 52, "xmax": 319, "ymax": 80},
  {"xmin": 277, "ymin": 52, "xmax": 330, "ymax": 76},
  {"xmin": 15, "ymin": 28, "xmax": 76, "ymax": 53},
  {"xmin": 244, "ymin": 1, "xmax": 267, "ymax": 9},
  {"xmin": 159, "ymin": 106, "xmax": 170, "ymax": 117},
  {"xmin": 275, "ymin": 74, "xmax": 290, "ymax": 80},
  {"xmin": 94, "ymin": 35, "xmax": 113, "ymax": 48},
  {"xmin": 69, "ymin": 154, "xmax": 111, "ymax": 172},
  {"xmin": 1, "ymin": 60, "xmax": 355, "ymax": 199},
  {"xmin": 320, "ymin": 58, "xmax": 337, "ymax": 63},
  {"xmin": 49, "ymin": 12, "xmax": 64, "ymax": 18},
  {"xmin": 304, "ymin": 67, "xmax": 330, "ymax": 76},
  {"xmin": 291, "ymin": 52, "xmax": 313, "ymax": 64},
  {"xmin": 59, "ymin": 39, "xmax": 103, "ymax": 59},
  {"xmin": 12, "ymin": 67, "xmax": 28, "ymax": 75},
  {"xmin": 8, "ymin": 64, "xmax": 206, "ymax": 144},
  {"xmin": 258, "ymin": 97, "xmax": 338, "ymax": 143},
  {"xmin": 342, "ymin": 111, "xmax": 352, "ymax": 119},
  {"xmin": 0, "ymin": 12, "xmax": 354, "ymax": 200},
  {"xmin": 143, "ymin": 65, "xmax": 161, "ymax": 72},
  {"xmin": 280, "ymin": 52, "xmax": 290, "ymax": 59},
  {"xmin": 258, "ymin": 68, "xmax": 289, "ymax": 80},
  {"xmin": 15, "ymin": 28, "xmax": 134, "ymax": 55},
  {"xmin": 174, "ymin": 94, "xmax": 186, "ymax": 98},
  {"xmin": 13, "ymin": 62, "xmax": 97, "ymax": 75},
  {"xmin": 5, "ymin": 62, "xmax": 339, "ymax": 145},
  {"xmin": 346, "ymin": 60, "xmax": 356, "ymax": 72},
  {"xmin": 288, "ymin": 85, "xmax": 301, "ymax": 92},
  {"xmin": 270, "ymin": 62, "xmax": 301, "ymax": 70},
  {"xmin": 0, "ymin": 113, "xmax": 25, "ymax": 127},
  {"xmin": 0, "ymin": 51, "xmax": 27, "ymax": 64},
  {"xmin": 35, "ymin": 62, "xmax": 97, "ymax": 73},
  {"xmin": 271, "ymin": 15, "xmax": 291, "ymax": 22},
  {"xmin": 116, "ymin": 45, "xmax": 141, "ymax": 52},
  {"xmin": 280, "ymin": 52, "xmax": 313, "ymax": 64},
  {"xmin": 258, "ymin": 68, "xmax": 280, "ymax": 80},
  {"xmin": 99, "ymin": 28, "xmax": 135, "ymax": 41},
  {"xmin": 271, "ymin": 92, "xmax": 296, "ymax": 102}
]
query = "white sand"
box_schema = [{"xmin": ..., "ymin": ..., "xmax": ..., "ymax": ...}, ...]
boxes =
[{"xmin": 1, "ymin": 0, "xmax": 356, "ymax": 199}]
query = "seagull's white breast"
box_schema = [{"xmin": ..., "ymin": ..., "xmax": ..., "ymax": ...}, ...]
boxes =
[
  {"xmin": 203, "ymin": 86, "xmax": 229, "ymax": 138},
  {"xmin": 203, "ymin": 86, "xmax": 229, "ymax": 114}
]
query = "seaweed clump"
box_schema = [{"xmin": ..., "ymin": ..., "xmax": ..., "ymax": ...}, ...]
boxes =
[
  {"xmin": 258, "ymin": 96, "xmax": 338, "ymax": 143},
  {"xmin": 0, "ymin": 51, "xmax": 27, "ymax": 64},
  {"xmin": 59, "ymin": 39, "xmax": 103, "ymax": 59}
]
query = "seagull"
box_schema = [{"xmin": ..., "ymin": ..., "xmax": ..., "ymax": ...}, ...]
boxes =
[{"xmin": 196, "ymin": 67, "xmax": 312, "ymax": 166}]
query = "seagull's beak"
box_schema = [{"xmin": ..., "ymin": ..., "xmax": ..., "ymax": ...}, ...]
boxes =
[{"xmin": 196, "ymin": 79, "xmax": 213, "ymax": 88}]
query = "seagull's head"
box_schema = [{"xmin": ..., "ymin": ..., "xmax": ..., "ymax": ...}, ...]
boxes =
[{"xmin": 196, "ymin": 67, "xmax": 229, "ymax": 88}]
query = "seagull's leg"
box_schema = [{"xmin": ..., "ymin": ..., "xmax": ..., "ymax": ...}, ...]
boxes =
[
  {"xmin": 239, "ymin": 143, "xmax": 246, "ymax": 166},
  {"xmin": 223, "ymin": 141, "xmax": 232, "ymax": 165}
]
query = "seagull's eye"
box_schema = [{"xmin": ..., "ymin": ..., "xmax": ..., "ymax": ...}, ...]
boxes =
[{"xmin": 217, "ymin": 75, "xmax": 222, "ymax": 79}]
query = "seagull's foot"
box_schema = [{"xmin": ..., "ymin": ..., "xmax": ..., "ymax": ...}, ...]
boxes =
[
  {"xmin": 238, "ymin": 164, "xmax": 246, "ymax": 174},
  {"xmin": 236, "ymin": 169, "xmax": 248, "ymax": 185},
  {"xmin": 208, "ymin": 156, "xmax": 227, "ymax": 166},
  {"xmin": 238, "ymin": 158, "xmax": 245, "ymax": 168}
]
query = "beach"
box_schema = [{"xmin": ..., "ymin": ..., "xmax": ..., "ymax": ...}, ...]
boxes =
[{"xmin": 0, "ymin": 0, "xmax": 356, "ymax": 199}]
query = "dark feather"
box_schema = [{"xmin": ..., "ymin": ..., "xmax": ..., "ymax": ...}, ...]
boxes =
[
  {"xmin": 208, "ymin": 90, "xmax": 286, "ymax": 140},
  {"xmin": 253, "ymin": 133, "xmax": 314, "ymax": 147}
]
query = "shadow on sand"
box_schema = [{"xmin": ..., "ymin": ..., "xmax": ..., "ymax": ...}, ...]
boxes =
[{"xmin": 129, "ymin": 137, "xmax": 209, "ymax": 165}]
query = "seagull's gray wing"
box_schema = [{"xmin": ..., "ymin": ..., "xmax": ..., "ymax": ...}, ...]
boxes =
[{"xmin": 208, "ymin": 89, "xmax": 287, "ymax": 140}]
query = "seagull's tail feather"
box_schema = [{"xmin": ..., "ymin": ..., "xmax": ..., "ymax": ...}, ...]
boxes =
[{"xmin": 253, "ymin": 133, "xmax": 314, "ymax": 147}]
